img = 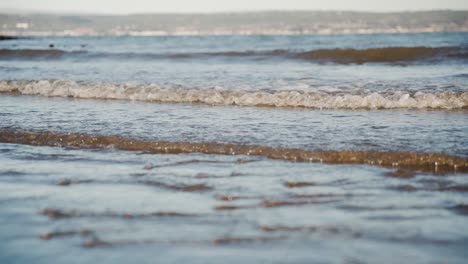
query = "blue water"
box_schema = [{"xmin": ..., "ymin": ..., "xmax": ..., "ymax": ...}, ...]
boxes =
[
  {"xmin": 0, "ymin": 32, "xmax": 467, "ymax": 263},
  {"xmin": 1, "ymin": 33, "xmax": 467, "ymax": 89}
]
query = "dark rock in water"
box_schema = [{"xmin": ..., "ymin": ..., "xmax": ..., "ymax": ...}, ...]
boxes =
[
  {"xmin": 0, "ymin": 36, "xmax": 18, "ymax": 41},
  {"xmin": 49, "ymin": 44, "xmax": 55, "ymax": 48},
  {"xmin": 80, "ymin": 44, "xmax": 87, "ymax": 48}
]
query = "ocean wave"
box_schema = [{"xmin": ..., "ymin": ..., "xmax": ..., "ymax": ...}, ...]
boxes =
[
  {"xmin": 0, "ymin": 48, "xmax": 84, "ymax": 59},
  {"xmin": 0, "ymin": 48, "xmax": 286, "ymax": 60},
  {"xmin": 0, "ymin": 129, "xmax": 466, "ymax": 173},
  {"xmin": 0, "ymin": 46, "xmax": 466, "ymax": 63},
  {"xmin": 0, "ymin": 80, "xmax": 467, "ymax": 110},
  {"xmin": 294, "ymin": 46, "xmax": 467, "ymax": 63}
]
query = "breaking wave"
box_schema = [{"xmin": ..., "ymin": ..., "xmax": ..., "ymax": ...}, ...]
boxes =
[
  {"xmin": 1, "ymin": 80, "xmax": 467, "ymax": 110},
  {"xmin": 0, "ymin": 129, "xmax": 466, "ymax": 173},
  {"xmin": 0, "ymin": 46, "xmax": 466, "ymax": 63}
]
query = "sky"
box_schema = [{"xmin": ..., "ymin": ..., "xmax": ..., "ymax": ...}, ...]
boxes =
[{"xmin": 1, "ymin": 0, "xmax": 467, "ymax": 14}]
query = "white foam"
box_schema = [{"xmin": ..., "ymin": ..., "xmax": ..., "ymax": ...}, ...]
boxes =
[{"xmin": 1, "ymin": 80, "xmax": 467, "ymax": 110}]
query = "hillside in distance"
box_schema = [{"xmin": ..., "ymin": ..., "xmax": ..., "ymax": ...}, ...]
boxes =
[{"xmin": 1, "ymin": 10, "xmax": 467, "ymax": 36}]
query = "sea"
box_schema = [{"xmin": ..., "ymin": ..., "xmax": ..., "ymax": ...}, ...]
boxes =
[{"xmin": 0, "ymin": 32, "xmax": 467, "ymax": 263}]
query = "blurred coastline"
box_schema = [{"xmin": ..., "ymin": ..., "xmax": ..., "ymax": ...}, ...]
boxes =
[{"xmin": 1, "ymin": 10, "xmax": 467, "ymax": 36}]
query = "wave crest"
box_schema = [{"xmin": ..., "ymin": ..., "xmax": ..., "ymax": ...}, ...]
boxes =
[
  {"xmin": 294, "ymin": 46, "xmax": 467, "ymax": 63},
  {"xmin": 0, "ymin": 48, "xmax": 69, "ymax": 58},
  {"xmin": 1, "ymin": 80, "xmax": 467, "ymax": 110},
  {"xmin": 1, "ymin": 46, "xmax": 466, "ymax": 63}
]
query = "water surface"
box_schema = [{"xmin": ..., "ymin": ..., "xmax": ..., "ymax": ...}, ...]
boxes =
[{"xmin": 0, "ymin": 33, "xmax": 467, "ymax": 263}]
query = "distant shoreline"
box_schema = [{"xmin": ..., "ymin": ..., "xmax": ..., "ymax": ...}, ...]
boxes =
[
  {"xmin": 1, "ymin": 31, "xmax": 467, "ymax": 37},
  {"xmin": 1, "ymin": 10, "xmax": 466, "ymax": 37},
  {"xmin": 1, "ymin": 9, "xmax": 468, "ymax": 15}
]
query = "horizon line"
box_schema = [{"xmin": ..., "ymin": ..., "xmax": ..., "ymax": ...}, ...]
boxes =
[{"xmin": 1, "ymin": 8, "xmax": 467, "ymax": 16}]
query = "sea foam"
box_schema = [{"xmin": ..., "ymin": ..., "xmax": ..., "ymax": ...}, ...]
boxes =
[{"xmin": 1, "ymin": 80, "xmax": 467, "ymax": 110}]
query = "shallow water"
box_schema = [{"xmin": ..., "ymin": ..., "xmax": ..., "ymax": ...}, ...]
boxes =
[
  {"xmin": 1, "ymin": 95, "xmax": 467, "ymax": 156},
  {"xmin": 0, "ymin": 143, "xmax": 467, "ymax": 264},
  {"xmin": 0, "ymin": 33, "xmax": 467, "ymax": 263}
]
